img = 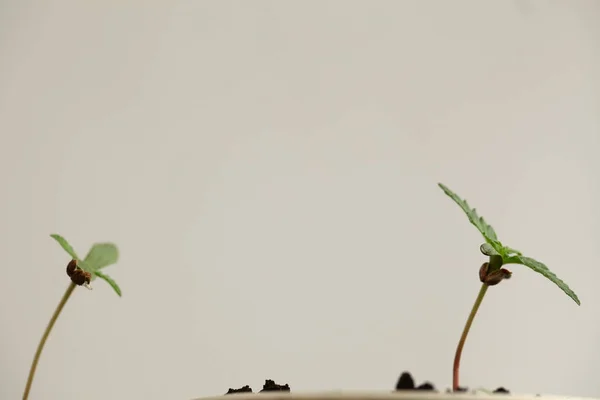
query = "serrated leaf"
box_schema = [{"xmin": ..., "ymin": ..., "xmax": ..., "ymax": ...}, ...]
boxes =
[
  {"xmin": 50, "ymin": 234, "xmax": 80, "ymax": 260},
  {"xmin": 84, "ymin": 243, "xmax": 119, "ymax": 272},
  {"xmin": 504, "ymin": 255, "xmax": 580, "ymax": 305},
  {"xmin": 438, "ymin": 184, "xmax": 502, "ymax": 252},
  {"xmin": 94, "ymin": 271, "xmax": 122, "ymax": 297}
]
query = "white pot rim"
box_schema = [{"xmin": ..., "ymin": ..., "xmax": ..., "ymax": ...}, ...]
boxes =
[{"xmin": 191, "ymin": 391, "xmax": 597, "ymax": 400}]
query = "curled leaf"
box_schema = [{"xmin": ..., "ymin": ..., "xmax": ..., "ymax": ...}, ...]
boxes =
[{"xmin": 480, "ymin": 243, "xmax": 499, "ymax": 256}]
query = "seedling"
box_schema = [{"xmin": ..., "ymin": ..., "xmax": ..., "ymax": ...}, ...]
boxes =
[
  {"xmin": 22, "ymin": 234, "xmax": 121, "ymax": 400},
  {"xmin": 438, "ymin": 183, "xmax": 580, "ymax": 392}
]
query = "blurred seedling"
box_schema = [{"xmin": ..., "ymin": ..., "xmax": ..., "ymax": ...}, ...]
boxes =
[{"xmin": 22, "ymin": 234, "xmax": 121, "ymax": 400}]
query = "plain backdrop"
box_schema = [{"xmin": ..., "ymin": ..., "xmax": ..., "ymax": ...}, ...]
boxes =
[{"xmin": 1, "ymin": 1, "xmax": 599, "ymax": 399}]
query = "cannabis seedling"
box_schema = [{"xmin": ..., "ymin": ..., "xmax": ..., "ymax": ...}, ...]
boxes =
[
  {"xmin": 22, "ymin": 234, "xmax": 121, "ymax": 400},
  {"xmin": 438, "ymin": 183, "xmax": 580, "ymax": 392}
]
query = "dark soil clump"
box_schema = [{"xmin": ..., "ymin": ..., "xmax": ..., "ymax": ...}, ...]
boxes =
[
  {"xmin": 225, "ymin": 385, "xmax": 253, "ymax": 395},
  {"xmin": 416, "ymin": 382, "xmax": 436, "ymax": 391},
  {"xmin": 260, "ymin": 379, "xmax": 291, "ymax": 392},
  {"xmin": 395, "ymin": 372, "xmax": 436, "ymax": 391},
  {"xmin": 395, "ymin": 372, "xmax": 415, "ymax": 390}
]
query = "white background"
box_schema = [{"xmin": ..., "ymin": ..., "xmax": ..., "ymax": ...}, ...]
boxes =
[{"xmin": 1, "ymin": 1, "xmax": 599, "ymax": 399}]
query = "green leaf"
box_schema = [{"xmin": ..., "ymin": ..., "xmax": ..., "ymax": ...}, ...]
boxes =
[
  {"xmin": 502, "ymin": 246, "xmax": 522, "ymax": 256},
  {"xmin": 480, "ymin": 243, "xmax": 499, "ymax": 256},
  {"xmin": 438, "ymin": 183, "xmax": 502, "ymax": 252},
  {"xmin": 50, "ymin": 233, "xmax": 122, "ymax": 296},
  {"xmin": 50, "ymin": 234, "xmax": 80, "ymax": 260},
  {"xmin": 84, "ymin": 243, "xmax": 119, "ymax": 272},
  {"xmin": 488, "ymin": 254, "xmax": 504, "ymax": 272},
  {"xmin": 94, "ymin": 271, "xmax": 122, "ymax": 297},
  {"xmin": 438, "ymin": 184, "xmax": 579, "ymax": 306},
  {"xmin": 504, "ymin": 255, "xmax": 580, "ymax": 305}
]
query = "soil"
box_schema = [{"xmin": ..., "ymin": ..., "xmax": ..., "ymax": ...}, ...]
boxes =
[
  {"xmin": 226, "ymin": 386, "xmax": 253, "ymax": 395},
  {"xmin": 395, "ymin": 371, "xmax": 510, "ymax": 394},
  {"xmin": 226, "ymin": 380, "xmax": 291, "ymax": 395},
  {"xmin": 225, "ymin": 372, "xmax": 510, "ymax": 395}
]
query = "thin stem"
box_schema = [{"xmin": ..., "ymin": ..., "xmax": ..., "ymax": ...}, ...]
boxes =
[
  {"xmin": 23, "ymin": 282, "xmax": 76, "ymax": 400},
  {"xmin": 452, "ymin": 283, "xmax": 488, "ymax": 392}
]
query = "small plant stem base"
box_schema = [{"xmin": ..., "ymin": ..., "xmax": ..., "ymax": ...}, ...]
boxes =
[
  {"xmin": 453, "ymin": 283, "xmax": 489, "ymax": 392},
  {"xmin": 23, "ymin": 282, "xmax": 76, "ymax": 400}
]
